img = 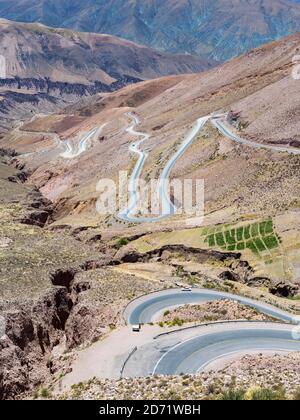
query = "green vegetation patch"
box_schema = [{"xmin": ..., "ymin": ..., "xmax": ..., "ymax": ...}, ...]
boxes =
[
  {"xmin": 264, "ymin": 235, "xmax": 279, "ymax": 250},
  {"xmin": 204, "ymin": 218, "xmax": 279, "ymax": 258},
  {"xmin": 116, "ymin": 238, "xmax": 130, "ymax": 248},
  {"xmin": 216, "ymin": 232, "xmax": 225, "ymax": 247},
  {"xmin": 236, "ymin": 227, "xmax": 244, "ymax": 242}
]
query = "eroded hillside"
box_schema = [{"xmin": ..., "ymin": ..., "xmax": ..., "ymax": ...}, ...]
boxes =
[{"xmin": 1, "ymin": 31, "xmax": 300, "ymax": 400}]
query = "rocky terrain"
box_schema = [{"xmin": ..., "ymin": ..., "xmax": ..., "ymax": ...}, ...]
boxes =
[
  {"xmin": 160, "ymin": 299, "xmax": 274, "ymax": 325},
  {"xmin": 1, "ymin": 150, "xmax": 293, "ymax": 400},
  {"xmin": 7, "ymin": 31, "xmax": 300, "ymax": 207},
  {"xmin": 1, "ymin": 32, "xmax": 299, "ymax": 303},
  {"xmin": 1, "ymin": 0, "xmax": 300, "ymax": 61},
  {"xmin": 1, "ymin": 20, "xmax": 300, "ymax": 401},
  {"xmin": 0, "ymin": 152, "xmax": 158, "ymax": 399},
  {"xmin": 6, "ymin": 31, "xmax": 300, "ymax": 291},
  {"xmin": 55, "ymin": 353, "xmax": 300, "ymax": 400}
]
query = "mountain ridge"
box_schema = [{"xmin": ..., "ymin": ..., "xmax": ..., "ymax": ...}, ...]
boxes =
[
  {"xmin": 0, "ymin": 18, "xmax": 213, "ymax": 84},
  {"xmin": 1, "ymin": 0, "xmax": 300, "ymax": 60},
  {"xmin": 0, "ymin": 18, "xmax": 214, "ymax": 130}
]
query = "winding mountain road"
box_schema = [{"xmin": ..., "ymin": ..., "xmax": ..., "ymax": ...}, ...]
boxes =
[
  {"xmin": 60, "ymin": 124, "xmax": 106, "ymax": 159},
  {"xmin": 118, "ymin": 113, "xmax": 151, "ymax": 222},
  {"xmin": 16, "ymin": 116, "xmax": 106, "ymax": 159},
  {"xmin": 59, "ymin": 320, "xmax": 300, "ymax": 388},
  {"xmin": 114, "ymin": 113, "xmax": 300, "ymax": 378},
  {"xmin": 119, "ymin": 289, "xmax": 300, "ymax": 378},
  {"xmin": 14, "ymin": 118, "xmax": 63, "ymax": 158},
  {"xmin": 124, "ymin": 288, "xmax": 298, "ymax": 325},
  {"xmin": 212, "ymin": 117, "xmax": 300, "ymax": 155},
  {"xmin": 117, "ymin": 113, "xmax": 209, "ymax": 222},
  {"xmin": 57, "ymin": 286, "xmax": 298, "ymax": 390},
  {"xmin": 150, "ymin": 323, "xmax": 300, "ymax": 376},
  {"xmin": 117, "ymin": 112, "xmax": 300, "ymax": 224}
]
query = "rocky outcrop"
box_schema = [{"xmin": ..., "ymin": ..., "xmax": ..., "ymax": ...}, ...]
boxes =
[
  {"xmin": 247, "ymin": 277, "xmax": 272, "ymax": 288},
  {"xmin": 20, "ymin": 210, "xmax": 51, "ymax": 227},
  {"xmin": 117, "ymin": 244, "xmax": 242, "ymax": 264},
  {"xmin": 219, "ymin": 271, "xmax": 241, "ymax": 282},
  {"xmin": 18, "ymin": 189, "xmax": 53, "ymax": 227},
  {"xmin": 0, "ymin": 286, "xmax": 70, "ymax": 399},
  {"xmin": 269, "ymin": 282, "xmax": 299, "ymax": 298},
  {"xmin": 0, "ymin": 270, "xmax": 91, "ymax": 399},
  {"xmin": 0, "ymin": 77, "xmax": 141, "ymax": 101},
  {"xmin": 0, "ymin": 148, "xmax": 18, "ymax": 158},
  {"xmin": 0, "ymin": 158, "xmax": 103, "ymax": 400},
  {"xmin": 0, "ymin": 76, "xmax": 141, "ymax": 129},
  {"xmin": 116, "ymin": 244, "xmax": 298, "ymax": 298}
]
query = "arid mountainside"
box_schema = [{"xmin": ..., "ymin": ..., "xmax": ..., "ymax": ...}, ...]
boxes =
[
  {"xmin": 2, "ymin": 31, "xmax": 300, "ymax": 288},
  {"xmin": 7, "ymin": 32, "xmax": 300, "ymax": 217},
  {"xmin": 0, "ymin": 18, "xmax": 213, "ymax": 130},
  {"xmin": 2, "ymin": 31, "xmax": 300, "ymax": 295},
  {"xmin": 0, "ymin": 0, "xmax": 300, "ymax": 60},
  {"xmin": 0, "ymin": 19, "xmax": 212, "ymax": 83},
  {"xmin": 0, "ymin": 150, "xmax": 160, "ymax": 399},
  {"xmin": 1, "ymin": 31, "xmax": 300, "ymax": 400}
]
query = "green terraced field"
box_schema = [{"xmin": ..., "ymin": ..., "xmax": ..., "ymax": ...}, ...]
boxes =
[{"xmin": 204, "ymin": 219, "xmax": 280, "ymax": 258}]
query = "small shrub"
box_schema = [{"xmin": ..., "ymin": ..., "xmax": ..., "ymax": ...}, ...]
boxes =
[
  {"xmin": 244, "ymin": 386, "xmax": 286, "ymax": 400},
  {"xmin": 171, "ymin": 317, "xmax": 184, "ymax": 327},
  {"xmin": 292, "ymin": 387, "xmax": 300, "ymax": 400},
  {"xmin": 40, "ymin": 387, "xmax": 51, "ymax": 399},
  {"xmin": 116, "ymin": 238, "xmax": 130, "ymax": 248},
  {"xmin": 220, "ymin": 388, "xmax": 246, "ymax": 400}
]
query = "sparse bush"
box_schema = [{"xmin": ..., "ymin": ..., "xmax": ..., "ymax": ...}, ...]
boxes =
[
  {"xmin": 292, "ymin": 387, "xmax": 300, "ymax": 400},
  {"xmin": 244, "ymin": 386, "xmax": 286, "ymax": 400},
  {"xmin": 171, "ymin": 317, "xmax": 184, "ymax": 327},
  {"xmin": 116, "ymin": 238, "xmax": 130, "ymax": 248},
  {"xmin": 220, "ymin": 388, "xmax": 246, "ymax": 400},
  {"xmin": 40, "ymin": 387, "xmax": 51, "ymax": 399}
]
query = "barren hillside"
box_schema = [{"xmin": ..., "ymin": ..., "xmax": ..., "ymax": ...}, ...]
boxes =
[{"xmin": 0, "ymin": 18, "xmax": 213, "ymax": 130}]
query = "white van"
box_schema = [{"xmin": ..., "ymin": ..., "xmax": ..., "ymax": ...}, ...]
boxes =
[{"xmin": 132, "ymin": 324, "xmax": 141, "ymax": 332}]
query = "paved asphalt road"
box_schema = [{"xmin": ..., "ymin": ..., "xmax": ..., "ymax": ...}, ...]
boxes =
[
  {"xmin": 60, "ymin": 125, "xmax": 106, "ymax": 159},
  {"xmin": 118, "ymin": 112, "xmax": 152, "ymax": 222},
  {"xmin": 212, "ymin": 118, "xmax": 300, "ymax": 155},
  {"xmin": 121, "ymin": 322, "xmax": 300, "ymax": 377},
  {"xmin": 158, "ymin": 115, "xmax": 209, "ymax": 216},
  {"xmin": 152, "ymin": 326, "xmax": 300, "ymax": 375},
  {"xmin": 118, "ymin": 113, "xmax": 209, "ymax": 223},
  {"xmin": 124, "ymin": 288, "xmax": 298, "ymax": 325},
  {"xmin": 118, "ymin": 112, "xmax": 300, "ymax": 223},
  {"xmin": 56, "ymin": 285, "xmax": 300, "ymax": 385}
]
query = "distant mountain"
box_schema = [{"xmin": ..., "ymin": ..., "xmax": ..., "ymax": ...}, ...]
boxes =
[
  {"xmin": 0, "ymin": 0, "xmax": 300, "ymax": 61},
  {"xmin": 0, "ymin": 18, "xmax": 213, "ymax": 84},
  {"xmin": 0, "ymin": 18, "xmax": 214, "ymax": 130}
]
